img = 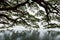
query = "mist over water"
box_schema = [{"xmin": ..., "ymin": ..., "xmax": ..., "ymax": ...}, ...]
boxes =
[{"xmin": 0, "ymin": 29, "xmax": 60, "ymax": 40}]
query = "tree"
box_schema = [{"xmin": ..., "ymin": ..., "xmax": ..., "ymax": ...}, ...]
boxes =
[{"xmin": 0, "ymin": 0, "xmax": 60, "ymax": 28}]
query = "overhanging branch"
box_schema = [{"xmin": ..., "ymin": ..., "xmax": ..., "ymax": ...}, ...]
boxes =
[
  {"xmin": 32, "ymin": 0, "xmax": 60, "ymax": 24},
  {"xmin": 0, "ymin": 0, "xmax": 29, "ymax": 11}
]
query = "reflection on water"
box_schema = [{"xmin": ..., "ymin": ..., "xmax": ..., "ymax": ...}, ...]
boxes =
[{"xmin": 0, "ymin": 29, "xmax": 60, "ymax": 40}]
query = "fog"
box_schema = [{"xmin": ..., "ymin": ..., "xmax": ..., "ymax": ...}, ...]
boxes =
[{"xmin": 0, "ymin": 28, "xmax": 60, "ymax": 40}]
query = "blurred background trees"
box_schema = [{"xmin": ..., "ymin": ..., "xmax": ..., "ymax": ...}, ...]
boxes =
[
  {"xmin": 0, "ymin": 0, "xmax": 60, "ymax": 29},
  {"xmin": 0, "ymin": 0, "xmax": 60, "ymax": 40}
]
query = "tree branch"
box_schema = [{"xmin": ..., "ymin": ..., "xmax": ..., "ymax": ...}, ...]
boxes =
[
  {"xmin": 0, "ymin": 14, "xmax": 16, "ymax": 21},
  {"xmin": 0, "ymin": 0, "xmax": 29, "ymax": 11}
]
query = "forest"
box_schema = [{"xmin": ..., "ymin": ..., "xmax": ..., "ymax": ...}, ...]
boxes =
[{"xmin": 0, "ymin": 0, "xmax": 60, "ymax": 40}]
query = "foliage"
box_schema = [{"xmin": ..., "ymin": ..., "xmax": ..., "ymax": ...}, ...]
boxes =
[{"xmin": 0, "ymin": 0, "xmax": 60, "ymax": 28}]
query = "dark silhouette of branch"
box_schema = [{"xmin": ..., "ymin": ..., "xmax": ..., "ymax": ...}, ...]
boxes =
[
  {"xmin": 0, "ymin": 21, "xmax": 9, "ymax": 24},
  {"xmin": 0, "ymin": 14, "xmax": 15, "ymax": 21},
  {"xmin": 0, "ymin": 0, "xmax": 29, "ymax": 11},
  {"xmin": 0, "ymin": 0, "xmax": 60, "ymax": 28},
  {"xmin": 32, "ymin": 0, "xmax": 60, "ymax": 24}
]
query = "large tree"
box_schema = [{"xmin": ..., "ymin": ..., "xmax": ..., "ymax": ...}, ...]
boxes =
[{"xmin": 0, "ymin": 0, "xmax": 60, "ymax": 28}]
